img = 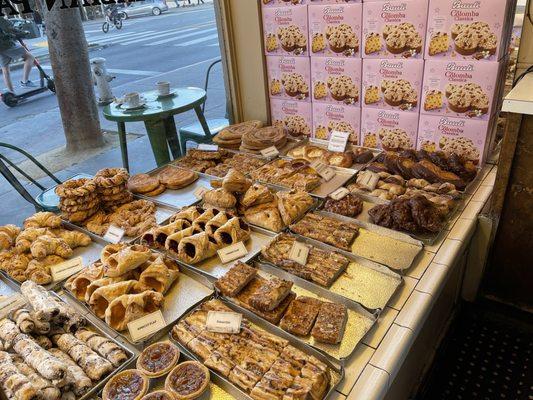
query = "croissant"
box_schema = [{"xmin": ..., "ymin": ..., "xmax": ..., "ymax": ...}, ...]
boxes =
[
  {"xmin": 135, "ymin": 255, "xmax": 179, "ymax": 294},
  {"xmin": 30, "ymin": 237, "xmax": 72, "ymax": 260},
  {"xmin": 204, "ymin": 211, "xmax": 230, "ymax": 235},
  {"xmin": 100, "ymin": 243, "xmax": 128, "ymax": 265},
  {"xmin": 165, "ymin": 226, "xmax": 195, "ymax": 255},
  {"xmin": 168, "ymin": 206, "xmax": 202, "ymax": 224},
  {"xmin": 25, "ymin": 256, "xmax": 61, "ymax": 285},
  {"xmin": 214, "ymin": 217, "xmax": 251, "ymax": 246},
  {"xmin": 56, "ymin": 230, "xmax": 91, "ymax": 249},
  {"xmin": 105, "ymin": 244, "xmax": 151, "ymax": 277},
  {"xmin": 65, "ymin": 261, "xmax": 105, "ymax": 301},
  {"xmin": 154, "ymin": 219, "xmax": 191, "ymax": 248},
  {"xmin": 2, "ymin": 252, "xmax": 31, "ymax": 282},
  {"xmin": 84, "ymin": 276, "xmax": 131, "ymax": 304},
  {"xmin": 23, "ymin": 212, "xmax": 62, "ymax": 229},
  {"xmin": 88, "ymin": 280, "xmax": 138, "ymax": 318},
  {"xmin": 15, "ymin": 228, "xmax": 54, "ymax": 253},
  {"xmin": 0, "ymin": 224, "xmax": 21, "ymax": 251},
  {"xmin": 177, "ymin": 232, "xmax": 219, "ymax": 264},
  {"xmin": 105, "ymin": 291, "xmax": 164, "ymax": 331}
]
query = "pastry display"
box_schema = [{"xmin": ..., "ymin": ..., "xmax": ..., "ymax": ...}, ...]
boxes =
[
  {"xmin": 287, "ymin": 144, "xmax": 360, "ymax": 169},
  {"xmin": 213, "ymin": 120, "xmax": 264, "ymax": 150},
  {"xmin": 65, "ymin": 245, "xmax": 178, "ymax": 331},
  {"xmin": 171, "ymin": 299, "xmax": 332, "ymax": 399},
  {"xmin": 240, "ymin": 126, "xmax": 287, "ymax": 153},
  {"xmin": 250, "ymin": 159, "xmax": 322, "ymax": 192},
  {"xmin": 102, "ymin": 369, "xmax": 149, "ymax": 400},
  {"xmin": 311, "ymin": 302, "xmax": 348, "ymax": 345},
  {"xmin": 0, "ymin": 213, "xmax": 91, "ymax": 284},
  {"xmin": 164, "ymin": 361, "xmax": 210, "ymax": 400},
  {"xmin": 94, "ymin": 168, "xmax": 132, "ymax": 210},
  {"xmin": 204, "ymin": 153, "xmax": 267, "ymax": 178},
  {"xmin": 261, "ymin": 234, "xmax": 349, "ymax": 287},
  {"xmin": 56, "ymin": 178, "xmax": 101, "ymax": 223},
  {"xmin": 136, "ymin": 341, "xmax": 180, "ymax": 378},
  {"xmin": 214, "ymin": 261, "xmax": 257, "ymax": 297},
  {"xmin": 128, "ymin": 168, "xmax": 198, "ymax": 196},
  {"xmin": 290, "ymin": 212, "xmax": 359, "ymax": 251},
  {"xmin": 173, "ymin": 148, "xmax": 232, "ymax": 172},
  {"xmin": 279, "ymin": 296, "xmax": 322, "ymax": 337},
  {"xmin": 323, "ymin": 193, "xmax": 363, "ymax": 218}
]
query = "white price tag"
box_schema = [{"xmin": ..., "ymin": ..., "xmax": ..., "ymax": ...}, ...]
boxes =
[
  {"xmin": 356, "ymin": 170, "xmax": 380, "ymax": 191},
  {"xmin": 50, "ymin": 257, "xmax": 84, "ymax": 282},
  {"xmin": 103, "ymin": 225, "xmax": 125, "ymax": 244},
  {"xmin": 193, "ymin": 186, "xmax": 209, "ymax": 200},
  {"xmin": 198, "ymin": 144, "xmax": 219, "ymax": 152},
  {"xmin": 329, "ymin": 187, "xmax": 350, "ymax": 201},
  {"xmin": 260, "ymin": 146, "xmax": 279, "ymax": 159},
  {"xmin": 0, "ymin": 294, "xmax": 26, "ymax": 320},
  {"xmin": 217, "ymin": 242, "xmax": 248, "ymax": 264},
  {"xmin": 310, "ymin": 160, "xmax": 336, "ymax": 182},
  {"xmin": 206, "ymin": 311, "xmax": 242, "ymax": 334},
  {"xmin": 328, "ymin": 130, "xmax": 350, "ymax": 153},
  {"xmin": 288, "ymin": 241, "xmax": 309, "ymax": 266},
  {"xmin": 127, "ymin": 310, "xmax": 166, "ymax": 342}
]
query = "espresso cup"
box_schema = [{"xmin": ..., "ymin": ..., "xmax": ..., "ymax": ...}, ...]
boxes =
[
  {"xmin": 157, "ymin": 81, "xmax": 171, "ymax": 96},
  {"xmin": 124, "ymin": 92, "xmax": 140, "ymax": 108}
]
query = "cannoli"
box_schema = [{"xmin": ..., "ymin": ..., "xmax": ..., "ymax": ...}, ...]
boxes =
[
  {"xmin": 8, "ymin": 309, "xmax": 34, "ymax": 334},
  {"xmin": 65, "ymin": 261, "xmax": 105, "ymax": 301},
  {"xmin": 177, "ymin": 232, "xmax": 219, "ymax": 264},
  {"xmin": 213, "ymin": 217, "xmax": 251, "ymax": 246},
  {"xmin": 12, "ymin": 356, "xmax": 61, "ymax": 400},
  {"xmin": 47, "ymin": 349, "xmax": 92, "ymax": 396},
  {"xmin": 74, "ymin": 329, "xmax": 128, "ymax": 367},
  {"xmin": 88, "ymin": 280, "xmax": 138, "ymax": 318},
  {"xmin": 105, "ymin": 291, "xmax": 164, "ymax": 332},
  {"xmin": 135, "ymin": 256, "xmax": 179, "ymax": 294},
  {"xmin": 105, "ymin": 244, "xmax": 151, "ymax": 277},
  {"xmin": 0, "ymin": 351, "xmax": 38, "ymax": 400},
  {"xmin": 20, "ymin": 281, "xmax": 60, "ymax": 321},
  {"xmin": 29, "ymin": 313, "xmax": 50, "ymax": 335}
]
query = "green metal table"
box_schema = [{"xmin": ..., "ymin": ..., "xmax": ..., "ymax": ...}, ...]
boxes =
[{"xmin": 103, "ymin": 87, "xmax": 210, "ymax": 169}]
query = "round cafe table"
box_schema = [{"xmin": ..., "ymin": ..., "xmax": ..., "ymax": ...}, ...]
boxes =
[{"xmin": 103, "ymin": 87, "xmax": 210, "ymax": 170}]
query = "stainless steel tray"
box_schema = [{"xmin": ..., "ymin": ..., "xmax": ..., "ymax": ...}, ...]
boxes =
[
  {"xmin": 256, "ymin": 233, "xmax": 403, "ymax": 311},
  {"xmin": 169, "ymin": 295, "xmax": 344, "ymax": 397}
]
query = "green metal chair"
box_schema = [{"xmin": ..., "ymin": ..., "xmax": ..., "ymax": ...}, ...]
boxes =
[{"xmin": 178, "ymin": 59, "xmax": 230, "ymax": 154}]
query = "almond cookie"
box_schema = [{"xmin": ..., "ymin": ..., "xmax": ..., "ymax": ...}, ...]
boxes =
[
  {"xmin": 128, "ymin": 174, "xmax": 161, "ymax": 194},
  {"xmin": 157, "ymin": 167, "xmax": 198, "ymax": 190}
]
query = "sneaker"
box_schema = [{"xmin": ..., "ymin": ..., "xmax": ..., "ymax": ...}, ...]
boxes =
[{"xmin": 20, "ymin": 80, "xmax": 36, "ymax": 88}]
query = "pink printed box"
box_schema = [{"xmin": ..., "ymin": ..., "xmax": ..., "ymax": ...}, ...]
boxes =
[
  {"xmin": 308, "ymin": 1, "xmax": 361, "ymax": 4},
  {"xmin": 270, "ymin": 98, "xmax": 313, "ymax": 138},
  {"xmin": 362, "ymin": 0, "xmax": 428, "ymax": 59},
  {"xmin": 262, "ymin": 5, "xmax": 309, "ymax": 57},
  {"xmin": 312, "ymin": 103, "xmax": 361, "ymax": 144},
  {"xmin": 362, "ymin": 58, "xmax": 423, "ymax": 113},
  {"xmin": 424, "ymin": 0, "xmax": 509, "ymax": 61},
  {"xmin": 311, "ymin": 57, "xmax": 361, "ymax": 107},
  {"xmin": 360, "ymin": 107, "xmax": 418, "ymax": 150},
  {"xmin": 262, "ymin": 0, "xmax": 307, "ymax": 7},
  {"xmin": 267, "ymin": 56, "xmax": 311, "ymax": 103},
  {"xmin": 308, "ymin": 3, "xmax": 362, "ymax": 57},
  {"xmin": 421, "ymin": 59, "xmax": 501, "ymax": 121},
  {"xmin": 417, "ymin": 114, "xmax": 492, "ymax": 165}
]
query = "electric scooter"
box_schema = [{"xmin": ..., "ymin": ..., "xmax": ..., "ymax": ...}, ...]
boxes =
[{"xmin": 1, "ymin": 38, "xmax": 55, "ymax": 107}]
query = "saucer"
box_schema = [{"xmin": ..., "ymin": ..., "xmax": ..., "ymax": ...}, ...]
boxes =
[
  {"xmin": 121, "ymin": 101, "xmax": 146, "ymax": 110},
  {"xmin": 157, "ymin": 91, "xmax": 176, "ymax": 99}
]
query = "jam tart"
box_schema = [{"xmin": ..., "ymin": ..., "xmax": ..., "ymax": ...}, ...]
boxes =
[
  {"xmin": 102, "ymin": 369, "xmax": 149, "ymax": 400},
  {"xmin": 164, "ymin": 361, "xmax": 210, "ymax": 400},
  {"xmin": 137, "ymin": 341, "xmax": 180, "ymax": 378}
]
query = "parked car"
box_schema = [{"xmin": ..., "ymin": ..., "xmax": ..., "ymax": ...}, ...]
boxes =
[{"xmin": 121, "ymin": 0, "xmax": 169, "ymax": 18}]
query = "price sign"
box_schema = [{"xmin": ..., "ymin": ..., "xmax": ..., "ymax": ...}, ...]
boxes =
[
  {"xmin": 260, "ymin": 146, "xmax": 279, "ymax": 159},
  {"xmin": 310, "ymin": 160, "xmax": 336, "ymax": 182},
  {"xmin": 329, "ymin": 187, "xmax": 350, "ymax": 201},
  {"xmin": 128, "ymin": 310, "xmax": 166, "ymax": 342},
  {"xmin": 218, "ymin": 242, "xmax": 248, "ymax": 264},
  {"xmin": 50, "ymin": 257, "xmax": 84, "ymax": 282},
  {"xmin": 198, "ymin": 144, "xmax": 219, "ymax": 152},
  {"xmin": 328, "ymin": 130, "xmax": 350, "ymax": 153},
  {"xmin": 206, "ymin": 311, "xmax": 242, "ymax": 334},
  {"xmin": 193, "ymin": 186, "xmax": 209, "ymax": 200},
  {"xmin": 356, "ymin": 170, "xmax": 380, "ymax": 191},
  {"xmin": 103, "ymin": 225, "xmax": 125, "ymax": 244},
  {"xmin": 0, "ymin": 294, "xmax": 26, "ymax": 320},
  {"xmin": 288, "ymin": 241, "xmax": 310, "ymax": 266}
]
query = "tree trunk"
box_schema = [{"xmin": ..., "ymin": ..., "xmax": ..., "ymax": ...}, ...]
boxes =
[{"xmin": 44, "ymin": 1, "xmax": 104, "ymax": 152}]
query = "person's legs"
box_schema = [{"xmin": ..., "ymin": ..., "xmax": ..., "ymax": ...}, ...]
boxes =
[
  {"xmin": 1, "ymin": 66, "xmax": 14, "ymax": 93},
  {"xmin": 21, "ymin": 51, "xmax": 34, "ymax": 84}
]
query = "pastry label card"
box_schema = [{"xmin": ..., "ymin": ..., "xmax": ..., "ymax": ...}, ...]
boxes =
[
  {"xmin": 0, "ymin": 294, "xmax": 26, "ymax": 320},
  {"xmin": 193, "ymin": 186, "xmax": 209, "ymax": 200},
  {"xmin": 356, "ymin": 170, "xmax": 379, "ymax": 191},
  {"xmin": 328, "ymin": 130, "xmax": 350, "ymax": 153},
  {"xmin": 128, "ymin": 310, "xmax": 166, "ymax": 342},
  {"xmin": 310, "ymin": 160, "xmax": 336, "ymax": 182},
  {"xmin": 329, "ymin": 187, "xmax": 350, "ymax": 201},
  {"xmin": 103, "ymin": 225, "xmax": 125, "ymax": 244},
  {"xmin": 218, "ymin": 242, "xmax": 248, "ymax": 264},
  {"xmin": 50, "ymin": 256, "xmax": 84, "ymax": 282},
  {"xmin": 206, "ymin": 311, "xmax": 242, "ymax": 334},
  {"xmin": 260, "ymin": 146, "xmax": 279, "ymax": 159},
  {"xmin": 288, "ymin": 241, "xmax": 309, "ymax": 266},
  {"xmin": 198, "ymin": 144, "xmax": 219, "ymax": 152}
]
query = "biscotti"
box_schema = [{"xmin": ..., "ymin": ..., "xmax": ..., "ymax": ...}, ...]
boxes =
[
  {"xmin": 362, "ymin": 58, "xmax": 423, "ymax": 113},
  {"xmin": 361, "ymin": 108, "xmax": 419, "ymax": 150},
  {"xmin": 311, "ymin": 57, "xmax": 361, "ymax": 107},
  {"xmin": 271, "ymin": 98, "xmax": 313, "ymax": 138},
  {"xmin": 267, "ymin": 55, "xmax": 311, "ymax": 102},
  {"xmin": 263, "ymin": 5, "xmax": 309, "ymax": 56},
  {"xmin": 362, "ymin": 0, "xmax": 428, "ymax": 59},
  {"xmin": 312, "ymin": 102, "xmax": 361, "ymax": 145}
]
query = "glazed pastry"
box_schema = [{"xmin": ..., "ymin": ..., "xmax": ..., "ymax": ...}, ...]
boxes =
[
  {"xmin": 191, "ymin": 208, "xmax": 219, "ymax": 232},
  {"xmin": 135, "ymin": 255, "xmax": 180, "ymax": 294},
  {"xmin": 0, "ymin": 351, "xmax": 38, "ymax": 400},
  {"xmin": 168, "ymin": 206, "xmax": 202, "ymax": 224},
  {"xmin": 23, "ymin": 212, "xmax": 62, "ymax": 229},
  {"xmin": 75, "ymin": 329, "xmax": 129, "ymax": 367},
  {"xmin": 154, "ymin": 219, "xmax": 191, "ymax": 248},
  {"xmin": 203, "ymin": 188, "xmax": 237, "ymax": 209},
  {"xmin": 47, "ymin": 348, "xmax": 92, "ymax": 396},
  {"xmin": 102, "ymin": 369, "xmax": 149, "ymax": 400},
  {"xmin": 164, "ymin": 361, "xmax": 210, "ymax": 400},
  {"xmin": 105, "ymin": 291, "xmax": 164, "ymax": 332},
  {"xmin": 100, "ymin": 243, "xmax": 128, "ymax": 265},
  {"xmin": 165, "ymin": 227, "xmax": 195, "ymax": 256},
  {"xmin": 8, "ymin": 308, "xmax": 34, "ymax": 334},
  {"xmin": 213, "ymin": 217, "xmax": 251, "ymax": 246},
  {"xmin": 88, "ymin": 280, "xmax": 138, "ymax": 318},
  {"xmin": 52, "ymin": 332, "xmax": 114, "ymax": 381},
  {"xmin": 55, "ymin": 230, "xmax": 91, "ymax": 248},
  {"xmin": 84, "ymin": 276, "xmax": 131, "ymax": 304},
  {"xmin": 30, "ymin": 236, "xmax": 73, "ymax": 260},
  {"xmin": 222, "ymin": 169, "xmax": 251, "ymax": 193},
  {"xmin": 177, "ymin": 232, "xmax": 219, "ymax": 264},
  {"xmin": 12, "ymin": 355, "xmax": 61, "ymax": 400},
  {"xmin": 0, "ymin": 224, "xmax": 21, "ymax": 251},
  {"xmin": 65, "ymin": 261, "xmax": 105, "ymax": 301},
  {"xmin": 241, "ymin": 184, "xmax": 274, "ymax": 207},
  {"xmin": 106, "ymin": 244, "xmax": 151, "ymax": 277},
  {"xmin": 20, "ymin": 281, "xmax": 60, "ymax": 321},
  {"xmin": 204, "ymin": 211, "xmax": 231, "ymax": 236},
  {"xmin": 136, "ymin": 341, "xmax": 180, "ymax": 378},
  {"xmin": 15, "ymin": 228, "xmax": 54, "ymax": 253},
  {"xmin": 244, "ymin": 203, "xmax": 284, "ymax": 232}
]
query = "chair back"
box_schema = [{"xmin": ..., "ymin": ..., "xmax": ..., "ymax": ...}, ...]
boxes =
[{"xmin": 202, "ymin": 58, "xmax": 222, "ymax": 113}]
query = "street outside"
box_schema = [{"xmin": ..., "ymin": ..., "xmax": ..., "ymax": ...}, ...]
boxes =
[{"xmin": 0, "ymin": 3, "xmax": 226, "ymax": 224}]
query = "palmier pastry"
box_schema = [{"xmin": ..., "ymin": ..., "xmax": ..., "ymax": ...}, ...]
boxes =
[
  {"xmin": 165, "ymin": 362, "xmax": 210, "ymax": 400},
  {"xmin": 102, "ymin": 369, "xmax": 149, "ymax": 400},
  {"xmin": 157, "ymin": 167, "xmax": 198, "ymax": 190},
  {"xmin": 128, "ymin": 174, "xmax": 161, "ymax": 194},
  {"xmin": 137, "ymin": 341, "xmax": 180, "ymax": 378},
  {"xmin": 203, "ymin": 188, "xmax": 237, "ymax": 209},
  {"xmin": 94, "ymin": 168, "xmax": 129, "ymax": 188}
]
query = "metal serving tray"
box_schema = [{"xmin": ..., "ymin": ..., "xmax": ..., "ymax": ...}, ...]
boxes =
[
  {"xmin": 256, "ymin": 234, "xmax": 403, "ymax": 311},
  {"xmin": 63, "ymin": 258, "xmax": 214, "ymax": 347},
  {"xmin": 170, "ymin": 295, "xmax": 344, "ymax": 397},
  {"xmin": 0, "ymin": 291, "xmax": 136, "ymax": 400}
]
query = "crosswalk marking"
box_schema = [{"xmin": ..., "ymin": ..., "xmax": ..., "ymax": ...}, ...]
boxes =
[
  {"xmin": 90, "ymin": 30, "xmax": 155, "ymax": 44},
  {"xmin": 146, "ymin": 26, "xmax": 217, "ymax": 46},
  {"xmin": 40, "ymin": 65, "xmax": 159, "ymax": 76},
  {"xmin": 119, "ymin": 23, "xmax": 214, "ymax": 45},
  {"xmin": 174, "ymin": 33, "xmax": 218, "ymax": 46}
]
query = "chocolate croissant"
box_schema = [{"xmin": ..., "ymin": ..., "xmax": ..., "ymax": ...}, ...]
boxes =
[
  {"xmin": 105, "ymin": 291, "xmax": 164, "ymax": 332},
  {"xmin": 214, "ymin": 217, "xmax": 251, "ymax": 246}
]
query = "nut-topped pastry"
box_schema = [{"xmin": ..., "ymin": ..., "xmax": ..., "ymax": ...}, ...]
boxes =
[
  {"xmin": 102, "ymin": 369, "xmax": 149, "ymax": 400},
  {"xmin": 165, "ymin": 361, "xmax": 210, "ymax": 400},
  {"xmin": 140, "ymin": 391, "xmax": 175, "ymax": 400},
  {"xmin": 137, "ymin": 341, "xmax": 180, "ymax": 378}
]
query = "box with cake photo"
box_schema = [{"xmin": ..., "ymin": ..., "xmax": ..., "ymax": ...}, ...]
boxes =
[
  {"xmin": 360, "ymin": 107, "xmax": 418, "ymax": 150},
  {"xmin": 312, "ymin": 102, "xmax": 361, "ymax": 144},
  {"xmin": 362, "ymin": 0, "xmax": 428, "ymax": 59},
  {"xmin": 421, "ymin": 59, "xmax": 501, "ymax": 121},
  {"xmin": 417, "ymin": 114, "xmax": 492, "ymax": 165},
  {"xmin": 362, "ymin": 58, "xmax": 423, "ymax": 113},
  {"xmin": 308, "ymin": 3, "xmax": 362, "ymax": 57},
  {"xmin": 311, "ymin": 56, "xmax": 361, "ymax": 107},
  {"xmin": 308, "ymin": 0, "xmax": 361, "ymax": 3},
  {"xmin": 270, "ymin": 98, "xmax": 313, "ymax": 138},
  {"xmin": 261, "ymin": 0, "xmax": 307, "ymax": 7},
  {"xmin": 424, "ymin": 0, "xmax": 510, "ymax": 61},
  {"xmin": 267, "ymin": 55, "xmax": 311, "ymax": 102},
  {"xmin": 262, "ymin": 5, "xmax": 309, "ymax": 57}
]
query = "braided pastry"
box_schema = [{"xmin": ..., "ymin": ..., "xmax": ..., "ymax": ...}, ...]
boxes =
[
  {"xmin": 94, "ymin": 168, "xmax": 129, "ymax": 188},
  {"xmin": 55, "ymin": 178, "xmax": 96, "ymax": 197}
]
